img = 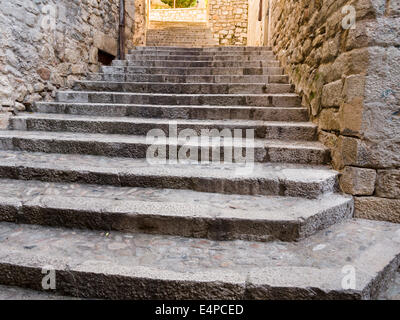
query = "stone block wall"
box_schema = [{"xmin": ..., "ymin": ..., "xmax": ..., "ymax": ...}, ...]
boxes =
[
  {"xmin": 247, "ymin": 0, "xmax": 268, "ymax": 46},
  {"xmin": 132, "ymin": 0, "xmax": 147, "ymax": 46},
  {"xmin": 269, "ymin": 0, "xmax": 400, "ymax": 222},
  {"xmin": 150, "ymin": 8, "xmax": 208, "ymax": 22},
  {"xmin": 208, "ymin": 0, "xmax": 248, "ymax": 45},
  {"xmin": 0, "ymin": 0, "xmax": 140, "ymax": 127}
]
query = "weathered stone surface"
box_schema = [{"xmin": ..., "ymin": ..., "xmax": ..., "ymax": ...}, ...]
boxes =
[
  {"xmin": 322, "ymin": 80, "xmax": 343, "ymax": 108},
  {"xmin": 340, "ymin": 166, "xmax": 377, "ymax": 196},
  {"xmin": 0, "ymin": 114, "xmax": 9, "ymax": 130},
  {"xmin": 355, "ymin": 197, "xmax": 400, "ymax": 223},
  {"xmin": 376, "ymin": 170, "xmax": 400, "ymax": 199},
  {"xmin": 319, "ymin": 108, "xmax": 340, "ymax": 131},
  {"xmin": 343, "ymin": 75, "xmax": 366, "ymax": 103},
  {"xmin": 334, "ymin": 135, "xmax": 400, "ymax": 169},
  {"xmin": 339, "ymin": 99, "xmax": 364, "ymax": 137}
]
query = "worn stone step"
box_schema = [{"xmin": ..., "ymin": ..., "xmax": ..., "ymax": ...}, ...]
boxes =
[
  {"xmin": 125, "ymin": 53, "xmax": 275, "ymax": 61},
  {"xmin": 0, "ymin": 219, "xmax": 399, "ymax": 299},
  {"xmin": 148, "ymin": 29, "xmax": 213, "ymax": 33},
  {"xmin": 0, "ymin": 150, "xmax": 339, "ymax": 198},
  {"xmin": 73, "ymin": 81, "xmax": 294, "ymax": 94},
  {"xmin": 131, "ymin": 46, "xmax": 273, "ymax": 52},
  {"xmin": 147, "ymin": 29, "xmax": 214, "ymax": 33},
  {"xmin": 112, "ymin": 60, "xmax": 281, "ymax": 68},
  {"xmin": 146, "ymin": 33, "xmax": 215, "ymax": 38},
  {"xmin": 0, "ymin": 130, "xmax": 329, "ymax": 164},
  {"xmin": 56, "ymin": 91, "xmax": 301, "ymax": 107},
  {"xmin": 0, "ymin": 178, "xmax": 352, "ymax": 242},
  {"xmin": 145, "ymin": 41, "xmax": 217, "ymax": 45},
  {"xmin": 127, "ymin": 50, "xmax": 275, "ymax": 57},
  {"xmin": 102, "ymin": 66, "xmax": 284, "ymax": 76},
  {"xmin": 0, "ymin": 285, "xmax": 79, "ymax": 300},
  {"xmin": 87, "ymin": 73, "xmax": 289, "ymax": 84},
  {"xmin": 32, "ymin": 102, "xmax": 308, "ymax": 122},
  {"xmin": 10, "ymin": 114, "xmax": 317, "ymax": 141},
  {"xmin": 146, "ymin": 42, "xmax": 219, "ymax": 48},
  {"xmin": 146, "ymin": 36, "xmax": 216, "ymax": 42}
]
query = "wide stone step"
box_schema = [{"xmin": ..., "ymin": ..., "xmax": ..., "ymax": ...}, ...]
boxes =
[
  {"xmin": 0, "ymin": 150, "xmax": 339, "ymax": 198},
  {"xmin": 127, "ymin": 50, "xmax": 275, "ymax": 57},
  {"xmin": 147, "ymin": 29, "xmax": 214, "ymax": 33},
  {"xmin": 112, "ymin": 60, "xmax": 281, "ymax": 68},
  {"xmin": 131, "ymin": 46, "xmax": 273, "ymax": 52},
  {"xmin": 146, "ymin": 33, "xmax": 215, "ymax": 37},
  {"xmin": 73, "ymin": 81, "xmax": 294, "ymax": 94},
  {"xmin": 0, "ymin": 178, "xmax": 352, "ymax": 242},
  {"xmin": 146, "ymin": 42, "xmax": 219, "ymax": 47},
  {"xmin": 56, "ymin": 91, "xmax": 301, "ymax": 107},
  {"xmin": 32, "ymin": 102, "xmax": 307, "ymax": 122},
  {"xmin": 0, "ymin": 130, "xmax": 329, "ymax": 164},
  {"xmin": 0, "ymin": 219, "xmax": 399, "ymax": 299},
  {"xmin": 146, "ymin": 36, "xmax": 216, "ymax": 42},
  {"xmin": 102, "ymin": 66, "xmax": 284, "ymax": 76},
  {"xmin": 125, "ymin": 54, "xmax": 275, "ymax": 61},
  {"xmin": 147, "ymin": 30, "xmax": 214, "ymax": 35},
  {"xmin": 146, "ymin": 38, "xmax": 218, "ymax": 44},
  {"xmin": 10, "ymin": 114, "xmax": 317, "ymax": 140},
  {"xmin": 87, "ymin": 73, "xmax": 289, "ymax": 84}
]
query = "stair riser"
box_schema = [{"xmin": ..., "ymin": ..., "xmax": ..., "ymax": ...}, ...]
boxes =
[
  {"xmin": 0, "ymin": 164, "xmax": 338, "ymax": 198},
  {"xmin": 57, "ymin": 92, "xmax": 301, "ymax": 107},
  {"xmin": 102, "ymin": 66, "xmax": 284, "ymax": 76},
  {"xmin": 11, "ymin": 118, "xmax": 316, "ymax": 141},
  {"xmin": 73, "ymin": 82, "xmax": 294, "ymax": 95},
  {"xmin": 113, "ymin": 61, "xmax": 280, "ymax": 68},
  {"xmin": 32, "ymin": 103, "xmax": 308, "ymax": 122},
  {"xmin": 0, "ymin": 197, "xmax": 353, "ymax": 242},
  {"xmin": 0, "ymin": 260, "xmax": 246, "ymax": 299},
  {"xmin": 87, "ymin": 74, "xmax": 289, "ymax": 84},
  {"xmin": 0, "ymin": 137, "xmax": 328, "ymax": 165}
]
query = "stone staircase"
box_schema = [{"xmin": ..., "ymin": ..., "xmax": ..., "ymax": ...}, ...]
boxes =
[
  {"xmin": 147, "ymin": 21, "xmax": 218, "ymax": 47},
  {"xmin": 0, "ymin": 46, "xmax": 399, "ymax": 299}
]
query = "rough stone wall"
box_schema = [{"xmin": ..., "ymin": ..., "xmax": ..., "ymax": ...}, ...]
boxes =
[
  {"xmin": 208, "ymin": 0, "xmax": 248, "ymax": 45},
  {"xmin": 150, "ymin": 8, "xmax": 208, "ymax": 22},
  {"xmin": 0, "ymin": 0, "xmax": 138, "ymax": 128},
  {"xmin": 269, "ymin": 0, "xmax": 400, "ymax": 222}
]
